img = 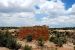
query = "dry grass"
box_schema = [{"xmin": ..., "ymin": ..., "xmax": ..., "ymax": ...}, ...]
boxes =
[{"xmin": 17, "ymin": 39, "xmax": 74, "ymax": 50}]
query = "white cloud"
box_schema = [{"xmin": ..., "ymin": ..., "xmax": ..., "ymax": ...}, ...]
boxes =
[
  {"xmin": 0, "ymin": 12, "xmax": 35, "ymax": 26},
  {"xmin": 0, "ymin": 0, "xmax": 75, "ymax": 27},
  {"xmin": 37, "ymin": 0, "xmax": 75, "ymax": 27},
  {"xmin": 0, "ymin": 0, "xmax": 35, "ymax": 7},
  {"xmin": 0, "ymin": 0, "xmax": 35, "ymax": 13}
]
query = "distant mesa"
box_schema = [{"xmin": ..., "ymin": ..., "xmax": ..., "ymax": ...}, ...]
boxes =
[{"xmin": 18, "ymin": 25, "xmax": 49, "ymax": 40}]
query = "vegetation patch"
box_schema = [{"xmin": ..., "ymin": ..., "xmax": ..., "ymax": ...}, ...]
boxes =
[
  {"xmin": 23, "ymin": 45, "xmax": 32, "ymax": 50},
  {"xmin": 0, "ymin": 31, "xmax": 21, "ymax": 50}
]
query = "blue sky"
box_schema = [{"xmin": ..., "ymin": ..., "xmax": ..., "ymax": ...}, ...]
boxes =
[
  {"xmin": 62, "ymin": 0, "xmax": 75, "ymax": 9},
  {"xmin": 0, "ymin": 0, "xmax": 75, "ymax": 28}
]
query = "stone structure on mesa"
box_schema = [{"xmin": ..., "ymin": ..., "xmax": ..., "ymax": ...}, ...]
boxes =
[{"xmin": 18, "ymin": 25, "xmax": 49, "ymax": 40}]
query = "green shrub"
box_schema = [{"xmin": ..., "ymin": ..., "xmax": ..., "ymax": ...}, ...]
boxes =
[
  {"xmin": 0, "ymin": 32, "xmax": 21, "ymax": 50},
  {"xmin": 6, "ymin": 39, "xmax": 21, "ymax": 50},
  {"xmin": 37, "ymin": 37, "xmax": 44, "ymax": 47},
  {"xmin": 49, "ymin": 31, "xmax": 67, "ymax": 47},
  {"xmin": 26, "ymin": 35, "xmax": 32, "ymax": 42},
  {"xmin": 24, "ymin": 45, "xmax": 32, "ymax": 50},
  {"xmin": 49, "ymin": 36, "xmax": 66, "ymax": 47}
]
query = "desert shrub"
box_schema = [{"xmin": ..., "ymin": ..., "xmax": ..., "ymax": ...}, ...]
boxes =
[
  {"xmin": 26, "ymin": 35, "xmax": 32, "ymax": 42},
  {"xmin": 0, "ymin": 33, "xmax": 6, "ymax": 47},
  {"xmin": 37, "ymin": 37, "xmax": 44, "ymax": 47},
  {"xmin": 0, "ymin": 31, "xmax": 21, "ymax": 50},
  {"xmin": 49, "ymin": 37, "xmax": 55, "ymax": 42},
  {"xmin": 24, "ymin": 45, "xmax": 32, "ymax": 50},
  {"xmin": 6, "ymin": 39, "xmax": 21, "ymax": 50},
  {"xmin": 50, "ymin": 37, "xmax": 66, "ymax": 47},
  {"xmin": 49, "ymin": 32, "xmax": 67, "ymax": 47}
]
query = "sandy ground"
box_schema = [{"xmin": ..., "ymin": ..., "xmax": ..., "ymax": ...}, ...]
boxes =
[
  {"xmin": 17, "ymin": 40, "xmax": 74, "ymax": 50},
  {"xmin": 0, "ymin": 39, "xmax": 74, "ymax": 50},
  {"xmin": 0, "ymin": 47, "xmax": 9, "ymax": 50}
]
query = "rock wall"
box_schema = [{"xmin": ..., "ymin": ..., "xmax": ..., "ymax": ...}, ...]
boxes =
[{"xmin": 18, "ymin": 25, "xmax": 49, "ymax": 40}]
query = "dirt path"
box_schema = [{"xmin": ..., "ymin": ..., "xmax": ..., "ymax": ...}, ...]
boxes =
[{"xmin": 0, "ymin": 47, "xmax": 9, "ymax": 50}]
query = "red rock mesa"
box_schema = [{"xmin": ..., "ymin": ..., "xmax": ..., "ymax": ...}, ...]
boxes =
[{"xmin": 18, "ymin": 25, "xmax": 49, "ymax": 40}]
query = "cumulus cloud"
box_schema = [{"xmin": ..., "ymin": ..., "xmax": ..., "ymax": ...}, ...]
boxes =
[
  {"xmin": 0, "ymin": 12, "xmax": 35, "ymax": 26},
  {"xmin": 0, "ymin": 0, "xmax": 35, "ymax": 13},
  {"xmin": 36, "ymin": 0, "xmax": 75, "ymax": 27},
  {"xmin": 0, "ymin": 0, "xmax": 75, "ymax": 27}
]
